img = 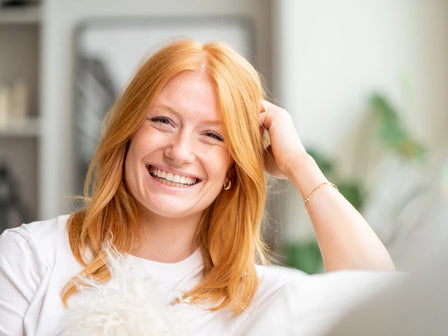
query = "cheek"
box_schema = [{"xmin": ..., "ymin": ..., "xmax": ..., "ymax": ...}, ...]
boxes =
[
  {"xmin": 126, "ymin": 130, "xmax": 153, "ymax": 166},
  {"xmin": 207, "ymin": 149, "xmax": 233, "ymax": 180},
  {"xmin": 124, "ymin": 135, "xmax": 148, "ymax": 185}
]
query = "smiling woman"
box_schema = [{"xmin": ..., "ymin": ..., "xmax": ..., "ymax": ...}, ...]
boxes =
[
  {"xmin": 125, "ymin": 70, "xmax": 232, "ymax": 229},
  {"xmin": 0, "ymin": 40, "xmax": 395, "ymax": 335},
  {"xmin": 62, "ymin": 40, "xmax": 267, "ymax": 316}
]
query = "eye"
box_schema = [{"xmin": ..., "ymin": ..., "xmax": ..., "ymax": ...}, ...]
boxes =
[
  {"xmin": 204, "ymin": 130, "xmax": 224, "ymax": 142},
  {"xmin": 147, "ymin": 116, "xmax": 171, "ymax": 125}
]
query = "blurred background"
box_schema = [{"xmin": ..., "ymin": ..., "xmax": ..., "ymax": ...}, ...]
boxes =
[{"xmin": 0, "ymin": 0, "xmax": 447, "ymax": 275}]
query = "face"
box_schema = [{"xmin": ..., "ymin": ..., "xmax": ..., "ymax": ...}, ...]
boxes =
[{"xmin": 125, "ymin": 70, "xmax": 233, "ymax": 224}]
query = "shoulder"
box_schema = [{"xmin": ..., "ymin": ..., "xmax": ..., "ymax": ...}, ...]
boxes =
[
  {"xmin": 256, "ymin": 264, "xmax": 307, "ymax": 288},
  {"xmin": 0, "ymin": 214, "xmax": 71, "ymax": 269},
  {"xmin": 0, "ymin": 215, "xmax": 78, "ymax": 335},
  {"xmin": 2, "ymin": 214, "xmax": 69, "ymax": 238},
  {"xmin": 231, "ymin": 265, "xmax": 306, "ymax": 331},
  {"xmin": 252, "ymin": 264, "xmax": 307, "ymax": 305}
]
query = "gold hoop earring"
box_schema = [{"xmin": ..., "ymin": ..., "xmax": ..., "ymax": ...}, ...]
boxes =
[{"xmin": 223, "ymin": 179, "xmax": 232, "ymax": 191}]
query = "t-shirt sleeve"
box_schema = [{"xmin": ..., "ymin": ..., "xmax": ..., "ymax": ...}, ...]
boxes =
[{"xmin": 0, "ymin": 228, "xmax": 41, "ymax": 336}]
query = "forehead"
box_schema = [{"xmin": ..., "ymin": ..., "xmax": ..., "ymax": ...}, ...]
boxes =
[
  {"xmin": 153, "ymin": 70, "xmax": 222, "ymax": 122},
  {"xmin": 160, "ymin": 69, "xmax": 215, "ymax": 95}
]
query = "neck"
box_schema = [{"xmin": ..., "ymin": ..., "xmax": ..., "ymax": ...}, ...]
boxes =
[{"xmin": 131, "ymin": 210, "xmax": 202, "ymax": 263}]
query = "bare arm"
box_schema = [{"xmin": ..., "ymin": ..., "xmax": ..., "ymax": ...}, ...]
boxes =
[{"xmin": 260, "ymin": 100, "xmax": 395, "ymax": 272}]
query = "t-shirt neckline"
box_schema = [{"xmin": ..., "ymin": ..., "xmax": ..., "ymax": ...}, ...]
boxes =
[{"xmin": 126, "ymin": 249, "xmax": 204, "ymax": 280}]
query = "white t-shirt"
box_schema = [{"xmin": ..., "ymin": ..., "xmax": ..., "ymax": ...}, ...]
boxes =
[{"xmin": 0, "ymin": 215, "xmax": 399, "ymax": 336}]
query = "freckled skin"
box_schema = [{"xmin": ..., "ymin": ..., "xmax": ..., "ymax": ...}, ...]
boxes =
[{"xmin": 125, "ymin": 70, "xmax": 233, "ymax": 225}]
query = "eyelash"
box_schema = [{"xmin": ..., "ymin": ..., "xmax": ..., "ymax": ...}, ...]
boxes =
[
  {"xmin": 147, "ymin": 115, "xmax": 224, "ymax": 142},
  {"xmin": 204, "ymin": 131, "xmax": 224, "ymax": 142},
  {"xmin": 148, "ymin": 116, "xmax": 170, "ymax": 125}
]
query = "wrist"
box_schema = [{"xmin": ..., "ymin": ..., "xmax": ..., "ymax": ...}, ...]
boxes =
[
  {"xmin": 285, "ymin": 151, "xmax": 314, "ymax": 178},
  {"xmin": 286, "ymin": 152, "xmax": 328, "ymax": 196}
]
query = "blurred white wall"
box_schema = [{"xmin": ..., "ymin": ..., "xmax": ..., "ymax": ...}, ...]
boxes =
[
  {"xmin": 272, "ymin": 0, "xmax": 448, "ymax": 243},
  {"xmin": 39, "ymin": 0, "xmax": 272, "ymax": 219}
]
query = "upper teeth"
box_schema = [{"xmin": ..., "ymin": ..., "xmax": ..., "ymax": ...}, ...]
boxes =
[{"xmin": 150, "ymin": 167, "xmax": 197, "ymax": 185}]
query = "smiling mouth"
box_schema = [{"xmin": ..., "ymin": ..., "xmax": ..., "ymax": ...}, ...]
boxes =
[{"xmin": 147, "ymin": 166, "xmax": 200, "ymax": 188}]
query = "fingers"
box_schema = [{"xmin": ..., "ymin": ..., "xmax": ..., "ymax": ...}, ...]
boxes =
[
  {"xmin": 260, "ymin": 99, "xmax": 276, "ymax": 115},
  {"xmin": 259, "ymin": 100, "xmax": 289, "ymax": 130},
  {"xmin": 262, "ymin": 127, "xmax": 271, "ymax": 149},
  {"xmin": 260, "ymin": 100, "xmax": 282, "ymax": 115},
  {"xmin": 260, "ymin": 100, "xmax": 266, "ymax": 113},
  {"xmin": 258, "ymin": 102, "xmax": 271, "ymax": 148},
  {"xmin": 260, "ymin": 100, "xmax": 290, "ymax": 119}
]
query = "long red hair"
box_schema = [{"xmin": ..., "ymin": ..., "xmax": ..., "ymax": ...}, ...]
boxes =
[{"xmin": 62, "ymin": 40, "xmax": 266, "ymax": 314}]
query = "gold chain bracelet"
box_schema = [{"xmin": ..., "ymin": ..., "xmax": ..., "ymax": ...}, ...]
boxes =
[{"xmin": 304, "ymin": 181, "xmax": 338, "ymax": 209}]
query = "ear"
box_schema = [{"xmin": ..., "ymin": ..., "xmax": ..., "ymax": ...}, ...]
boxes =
[
  {"xmin": 223, "ymin": 165, "xmax": 236, "ymax": 191},
  {"xmin": 227, "ymin": 164, "xmax": 237, "ymax": 180}
]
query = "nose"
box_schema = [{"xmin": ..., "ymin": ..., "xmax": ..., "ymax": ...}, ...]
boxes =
[{"xmin": 164, "ymin": 132, "xmax": 195, "ymax": 165}]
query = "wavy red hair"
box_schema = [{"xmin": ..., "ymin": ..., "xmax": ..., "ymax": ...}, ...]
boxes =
[{"xmin": 62, "ymin": 40, "xmax": 266, "ymax": 314}]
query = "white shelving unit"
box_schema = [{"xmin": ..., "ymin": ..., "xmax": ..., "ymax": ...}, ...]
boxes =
[
  {"xmin": 0, "ymin": 4, "xmax": 42, "ymax": 230},
  {"xmin": 0, "ymin": 117, "xmax": 41, "ymax": 137},
  {"xmin": 0, "ymin": 5, "xmax": 41, "ymax": 23}
]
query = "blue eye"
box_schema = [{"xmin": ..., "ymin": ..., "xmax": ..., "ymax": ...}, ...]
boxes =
[{"xmin": 205, "ymin": 131, "xmax": 224, "ymax": 142}]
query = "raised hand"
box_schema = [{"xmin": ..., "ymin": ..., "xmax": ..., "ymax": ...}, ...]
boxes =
[
  {"xmin": 259, "ymin": 100, "xmax": 307, "ymax": 179},
  {"xmin": 259, "ymin": 100, "xmax": 395, "ymax": 272}
]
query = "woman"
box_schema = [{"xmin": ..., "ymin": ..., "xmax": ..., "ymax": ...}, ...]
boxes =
[{"xmin": 0, "ymin": 40, "xmax": 394, "ymax": 335}]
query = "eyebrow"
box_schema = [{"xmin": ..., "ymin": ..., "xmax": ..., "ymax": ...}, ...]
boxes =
[{"xmin": 152, "ymin": 103, "xmax": 224, "ymax": 127}]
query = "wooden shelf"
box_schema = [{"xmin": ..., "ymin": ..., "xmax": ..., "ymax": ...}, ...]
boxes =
[
  {"xmin": 0, "ymin": 116, "xmax": 40, "ymax": 137},
  {"xmin": 0, "ymin": 5, "xmax": 41, "ymax": 24}
]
